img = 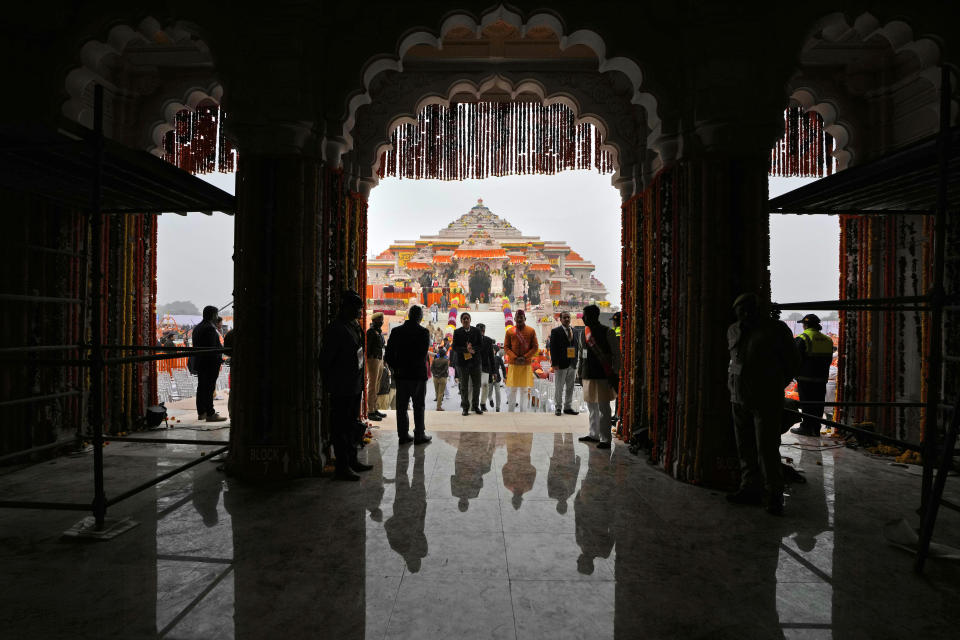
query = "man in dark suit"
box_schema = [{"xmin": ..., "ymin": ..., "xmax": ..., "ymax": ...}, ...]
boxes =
[
  {"xmin": 319, "ymin": 290, "xmax": 374, "ymax": 481},
  {"xmin": 452, "ymin": 312, "xmax": 484, "ymax": 416},
  {"xmin": 550, "ymin": 310, "xmax": 580, "ymax": 416},
  {"xmin": 477, "ymin": 323, "xmax": 500, "ymax": 412},
  {"xmin": 191, "ymin": 305, "xmax": 226, "ymax": 422},
  {"xmin": 384, "ymin": 305, "xmax": 432, "ymax": 445}
]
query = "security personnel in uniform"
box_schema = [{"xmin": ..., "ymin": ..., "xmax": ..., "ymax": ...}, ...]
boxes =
[{"xmin": 791, "ymin": 313, "xmax": 834, "ymax": 437}]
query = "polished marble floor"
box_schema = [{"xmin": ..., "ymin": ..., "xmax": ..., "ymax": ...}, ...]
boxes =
[{"xmin": 1, "ymin": 430, "xmax": 959, "ymax": 639}]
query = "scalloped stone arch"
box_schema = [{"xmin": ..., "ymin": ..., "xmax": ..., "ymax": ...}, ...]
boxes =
[
  {"xmin": 146, "ymin": 84, "xmax": 225, "ymax": 157},
  {"xmin": 788, "ymin": 88, "xmax": 854, "ymax": 169},
  {"xmin": 364, "ymin": 74, "xmax": 628, "ymax": 190},
  {"xmin": 342, "ymin": 5, "xmax": 662, "ymax": 156},
  {"xmin": 796, "ymin": 11, "xmax": 954, "ymax": 167},
  {"xmin": 62, "ymin": 16, "xmax": 221, "ymax": 149}
]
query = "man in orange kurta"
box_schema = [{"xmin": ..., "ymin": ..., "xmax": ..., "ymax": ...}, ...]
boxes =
[{"xmin": 504, "ymin": 309, "xmax": 539, "ymax": 412}]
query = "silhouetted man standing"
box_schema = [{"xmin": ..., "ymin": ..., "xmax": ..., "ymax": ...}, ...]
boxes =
[
  {"xmin": 191, "ymin": 305, "xmax": 226, "ymax": 422},
  {"xmin": 726, "ymin": 292, "xmax": 800, "ymax": 515},
  {"xmin": 791, "ymin": 313, "xmax": 834, "ymax": 437},
  {"xmin": 385, "ymin": 305, "xmax": 432, "ymax": 445},
  {"xmin": 320, "ymin": 290, "xmax": 374, "ymax": 481},
  {"xmin": 366, "ymin": 312, "xmax": 387, "ymax": 422}
]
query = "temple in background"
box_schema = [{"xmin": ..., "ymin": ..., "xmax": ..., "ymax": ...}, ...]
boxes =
[{"xmin": 367, "ymin": 198, "xmax": 609, "ymax": 306}]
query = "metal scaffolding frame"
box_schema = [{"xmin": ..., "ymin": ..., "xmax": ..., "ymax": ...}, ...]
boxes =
[
  {"xmin": 0, "ymin": 85, "xmax": 235, "ymax": 534},
  {"xmin": 769, "ymin": 67, "xmax": 957, "ymax": 573}
]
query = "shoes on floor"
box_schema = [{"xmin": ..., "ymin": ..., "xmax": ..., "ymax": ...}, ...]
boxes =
[
  {"xmin": 790, "ymin": 426, "xmax": 820, "ymax": 437},
  {"xmin": 437, "ymin": 407, "xmax": 444, "ymax": 411},
  {"xmin": 578, "ymin": 435, "xmax": 599, "ymax": 442},
  {"xmin": 596, "ymin": 441, "xmax": 611, "ymax": 450},
  {"xmin": 333, "ymin": 469, "xmax": 360, "ymax": 481},
  {"xmin": 462, "ymin": 409, "xmax": 470, "ymax": 416},
  {"xmin": 474, "ymin": 408, "xmax": 484, "ymax": 415},
  {"xmin": 206, "ymin": 413, "xmax": 227, "ymax": 422},
  {"xmin": 563, "ymin": 408, "xmax": 579, "ymax": 416},
  {"xmin": 726, "ymin": 488, "xmax": 764, "ymax": 505},
  {"xmin": 350, "ymin": 461, "xmax": 374, "ymax": 472},
  {"xmin": 496, "ymin": 407, "xmax": 500, "ymax": 412},
  {"xmin": 367, "ymin": 413, "xmax": 383, "ymax": 421},
  {"xmin": 197, "ymin": 413, "xmax": 206, "ymax": 421},
  {"xmin": 374, "ymin": 410, "xmax": 386, "ymax": 418},
  {"xmin": 398, "ymin": 435, "xmax": 414, "ymax": 445},
  {"xmin": 414, "ymin": 435, "xmax": 432, "ymax": 445},
  {"xmin": 766, "ymin": 493, "xmax": 784, "ymax": 516},
  {"xmin": 555, "ymin": 410, "xmax": 562, "ymax": 416}
]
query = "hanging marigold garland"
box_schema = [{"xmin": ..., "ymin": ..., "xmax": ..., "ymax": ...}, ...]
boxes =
[
  {"xmin": 163, "ymin": 103, "xmax": 236, "ymax": 174},
  {"xmin": 378, "ymin": 102, "xmax": 613, "ymax": 181},
  {"xmin": 769, "ymin": 107, "xmax": 836, "ymax": 177}
]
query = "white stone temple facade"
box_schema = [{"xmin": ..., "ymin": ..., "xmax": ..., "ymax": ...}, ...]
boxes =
[{"xmin": 367, "ymin": 199, "xmax": 609, "ymax": 305}]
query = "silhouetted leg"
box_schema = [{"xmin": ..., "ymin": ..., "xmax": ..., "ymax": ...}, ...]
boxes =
[
  {"xmin": 396, "ymin": 379, "xmax": 412, "ymax": 437},
  {"xmin": 732, "ymin": 403, "xmax": 762, "ymax": 491},
  {"xmin": 411, "ymin": 379, "xmax": 426, "ymax": 437}
]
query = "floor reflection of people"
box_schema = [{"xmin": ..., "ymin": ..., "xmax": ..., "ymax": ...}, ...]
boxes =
[
  {"xmin": 362, "ymin": 441, "xmax": 385, "ymax": 523},
  {"xmin": 501, "ymin": 433, "xmax": 536, "ymax": 510},
  {"xmin": 191, "ymin": 467, "xmax": 222, "ymax": 527},
  {"xmin": 384, "ymin": 445, "xmax": 428, "ymax": 572},
  {"xmin": 224, "ymin": 476, "xmax": 367, "ymax": 639},
  {"xmin": 574, "ymin": 446, "xmax": 614, "ymax": 575},
  {"xmin": 547, "ymin": 433, "xmax": 580, "ymax": 514},
  {"xmin": 450, "ymin": 432, "xmax": 497, "ymax": 511}
]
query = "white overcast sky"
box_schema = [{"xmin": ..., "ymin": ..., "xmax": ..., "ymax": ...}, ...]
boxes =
[{"xmin": 157, "ymin": 172, "xmax": 838, "ymax": 314}]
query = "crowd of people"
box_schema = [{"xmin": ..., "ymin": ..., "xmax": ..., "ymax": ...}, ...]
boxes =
[
  {"xmin": 317, "ymin": 289, "xmax": 624, "ymax": 480},
  {"xmin": 310, "ymin": 286, "xmax": 833, "ymax": 519}
]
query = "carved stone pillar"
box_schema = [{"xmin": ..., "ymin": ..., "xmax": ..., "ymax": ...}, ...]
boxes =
[
  {"xmin": 638, "ymin": 107, "xmax": 783, "ymax": 488},
  {"xmin": 227, "ymin": 120, "xmax": 325, "ymax": 480}
]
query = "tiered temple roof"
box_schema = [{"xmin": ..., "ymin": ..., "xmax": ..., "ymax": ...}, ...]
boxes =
[{"xmin": 368, "ymin": 198, "xmax": 608, "ymax": 301}]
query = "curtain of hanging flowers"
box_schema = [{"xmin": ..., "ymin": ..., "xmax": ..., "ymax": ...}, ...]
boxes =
[
  {"xmin": 835, "ymin": 214, "xmax": 937, "ymax": 443},
  {"xmin": 618, "ymin": 194, "xmax": 642, "ymax": 443},
  {"xmin": 318, "ymin": 167, "xmax": 369, "ymax": 440},
  {"xmin": 0, "ymin": 195, "xmax": 89, "ymax": 455},
  {"xmin": 163, "ymin": 104, "xmax": 236, "ymax": 174},
  {"xmin": 95, "ymin": 212, "xmax": 158, "ymax": 434},
  {"xmin": 378, "ymin": 102, "xmax": 613, "ymax": 181},
  {"xmin": 769, "ymin": 107, "xmax": 836, "ymax": 177}
]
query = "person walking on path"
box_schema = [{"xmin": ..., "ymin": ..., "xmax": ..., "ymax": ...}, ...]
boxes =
[
  {"xmin": 430, "ymin": 348, "xmax": 450, "ymax": 411},
  {"xmin": 504, "ymin": 309, "xmax": 539, "ymax": 412},
  {"xmin": 366, "ymin": 312, "xmax": 387, "ymax": 422},
  {"xmin": 577, "ymin": 305, "xmax": 620, "ymax": 449},
  {"xmin": 790, "ymin": 313, "xmax": 834, "ymax": 437},
  {"xmin": 384, "ymin": 305, "xmax": 432, "ymax": 445},
  {"xmin": 452, "ymin": 312, "xmax": 484, "ymax": 416},
  {"xmin": 477, "ymin": 323, "xmax": 501, "ymax": 412},
  {"xmin": 191, "ymin": 305, "xmax": 227, "ymax": 423},
  {"xmin": 550, "ymin": 310, "xmax": 580, "ymax": 417},
  {"xmin": 726, "ymin": 292, "xmax": 800, "ymax": 515},
  {"xmin": 319, "ymin": 290, "xmax": 374, "ymax": 481}
]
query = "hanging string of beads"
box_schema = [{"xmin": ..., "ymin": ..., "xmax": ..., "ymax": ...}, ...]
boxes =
[
  {"xmin": 163, "ymin": 103, "xmax": 236, "ymax": 174},
  {"xmin": 378, "ymin": 102, "xmax": 613, "ymax": 181},
  {"xmin": 769, "ymin": 107, "xmax": 836, "ymax": 177}
]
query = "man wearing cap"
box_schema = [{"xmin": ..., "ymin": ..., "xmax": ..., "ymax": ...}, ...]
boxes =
[
  {"xmin": 319, "ymin": 290, "xmax": 374, "ymax": 481},
  {"xmin": 366, "ymin": 312, "xmax": 387, "ymax": 422},
  {"xmin": 791, "ymin": 313, "xmax": 834, "ymax": 437},
  {"xmin": 727, "ymin": 292, "xmax": 800, "ymax": 515}
]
